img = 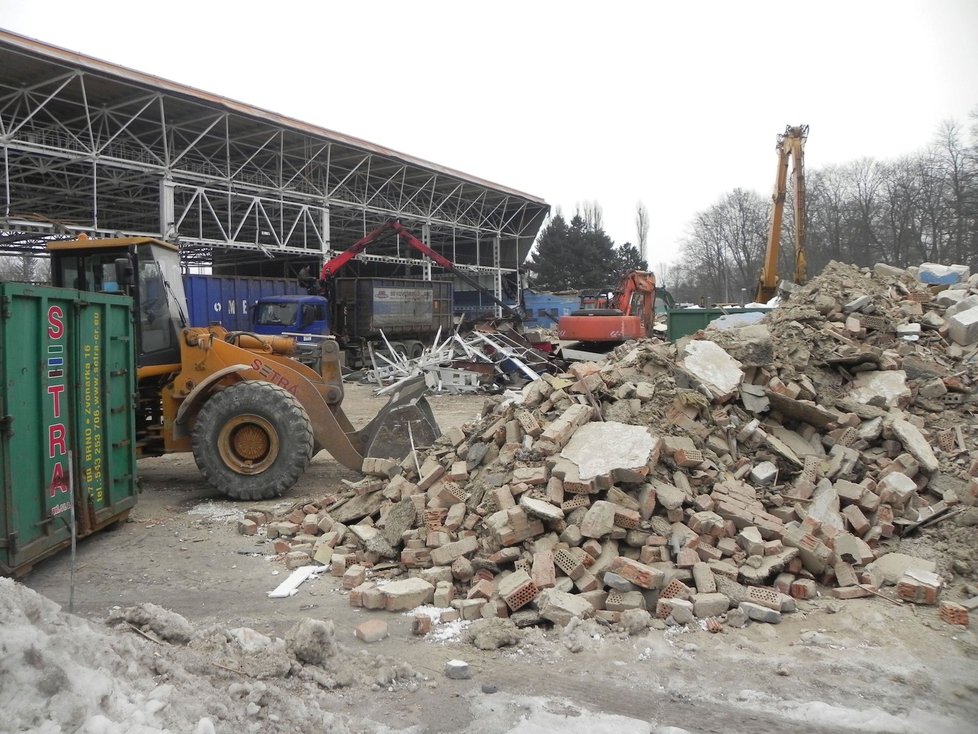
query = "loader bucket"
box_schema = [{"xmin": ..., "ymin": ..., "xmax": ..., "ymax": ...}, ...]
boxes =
[{"xmin": 356, "ymin": 376, "xmax": 441, "ymax": 460}]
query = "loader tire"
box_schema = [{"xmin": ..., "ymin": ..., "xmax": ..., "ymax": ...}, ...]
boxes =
[{"xmin": 192, "ymin": 381, "xmax": 314, "ymax": 501}]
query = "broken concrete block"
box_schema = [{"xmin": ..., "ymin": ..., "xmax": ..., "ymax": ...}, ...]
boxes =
[
  {"xmin": 580, "ymin": 500, "xmax": 619, "ymax": 538},
  {"xmin": 430, "ymin": 535, "xmax": 479, "ymax": 566},
  {"xmin": 888, "ymin": 419, "xmax": 939, "ymax": 474},
  {"xmin": 948, "ymin": 305, "xmax": 978, "ymax": 346},
  {"xmin": 874, "ymin": 262, "xmax": 907, "ymax": 278},
  {"xmin": 739, "ymin": 601, "xmax": 782, "ymax": 624},
  {"xmin": 692, "ymin": 592, "xmax": 730, "ymax": 617},
  {"xmin": 877, "ymin": 472, "xmax": 917, "ymax": 508},
  {"xmin": 560, "ymin": 421, "xmax": 655, "ymax": 481},
  {"xmin": 935, "ymin": 288, "xmax": 969, "ymax": 306},
  {"xmin": 444, "ymin": 659, "xmax": 472, "ymax": 679},
  {"xmin": 535, "ymin": 588, "xmax": 595, "ymax": 626},
  {"xmin": 865, "ymin": 553, "xmax": 937, "ymax": 586},
  {"xmin": 917, "ymin": 262, "xmax": 970, "ymax": 285},
  {"xmin": 382, "ymin": 578, "xmax": 435, "ymax": 611},
  {"xmin": 750, "ymin": 461, "xmax": 779, "ymax": 486},
  {"xmin": 806, "ymin": 483, "xmax": 845, "ymax": 530},
  {"xmin": 660, "ymin": 597, "xmax": 695, "ymax": 624},
  {"xmin": 849, "ymin": 370, "xmax": 911, "ymax": 408},
  {"xmin": 652, "ymin": 481, "xmax": 685, "ymax": 511},
  {"xmin": 519, "ymin": 495, "xmax": 564, "ymax": 523},
  {"xmin": 947, "ymin": 294, "xmax": 978, "ymax": 320},
  {"xmin": 681, "ymin": 340, "xmax": 744, "ymax": 400},
  {"xmin": 354, "ymin": 619, "xmax": 389, "ymax": 643}
]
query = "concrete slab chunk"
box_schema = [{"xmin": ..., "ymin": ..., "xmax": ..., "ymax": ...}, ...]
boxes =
[
  {"xmin": 382, "ymin": 578, "xmax": 435, "ymax": 611},
  {"xmin": 948, "ymin": 305, "xmax": 978, "ymax": 346},
  {"xmin": 680, "ymin": 340, "xmax": 744, "ymax": 399},
  {"xmin": 888, "ymin": 418, "xmax": 939, "ymax": 473},
  {"xmin": 560, "ymin": 421, "xmax": 654, "ymax": 481},
  {"xmin": 848, "ymin": 370, "xmax": 911, "ymax": 408},
  {"xmin": 536, "ymin": 588, "xmax": 595, "ymax": 626}
]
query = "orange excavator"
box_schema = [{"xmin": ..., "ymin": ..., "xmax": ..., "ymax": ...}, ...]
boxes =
[{"xmin": 557, "ymin": 271, "xmax": 657, "ymax": 357}]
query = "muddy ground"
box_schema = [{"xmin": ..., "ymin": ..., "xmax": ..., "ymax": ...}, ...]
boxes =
[{"xmin": 22, "ymin": 384, "xmax": 978, "ymax": 733}]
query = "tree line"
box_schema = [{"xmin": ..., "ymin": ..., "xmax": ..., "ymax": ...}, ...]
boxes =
[{"xmin": 668, "ymin": 115, "xmax": 978, "ymax": 304}]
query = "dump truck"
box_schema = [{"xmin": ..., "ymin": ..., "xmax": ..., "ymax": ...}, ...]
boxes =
[
  {"xmin": 251, "ymin": 277, "xmax": 454, "ymax": 367},
  {"xmin": 47, "ymin": 236, "xmax": 439, "ymax": 501},
  {"xmin": 183, "ymin": 272, "xmax": 453, "ymax": 368}
]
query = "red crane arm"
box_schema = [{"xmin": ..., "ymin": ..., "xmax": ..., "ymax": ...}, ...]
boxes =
[{"xmin": 318, "ymin": 220, "xmax": 517, "ymax": 318}]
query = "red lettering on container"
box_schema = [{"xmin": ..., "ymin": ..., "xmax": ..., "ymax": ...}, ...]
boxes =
[
  {"xmin": 49, "ymin": 424, "xmax": 66, "ymax": 458},
  {"xmin": 47, "ymin": 384, "xmax": 65, "ymax": 418},
  {"xmin": 47, "ymin": 306, "xmax": 65, "ymax": 340},
  {"xmin": 49, "ymin": 462, "xmax": 69, "ymax": 497}
]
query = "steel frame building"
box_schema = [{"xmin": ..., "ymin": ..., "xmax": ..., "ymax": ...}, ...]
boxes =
[{"xmin": 0, "ymin": 30, "xmax": 548, "ymax": 308}]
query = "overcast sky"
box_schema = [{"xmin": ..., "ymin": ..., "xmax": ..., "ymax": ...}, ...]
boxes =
[{"xmin": 2, "ymin": 0, "xmax": 976, "ymax": 270}]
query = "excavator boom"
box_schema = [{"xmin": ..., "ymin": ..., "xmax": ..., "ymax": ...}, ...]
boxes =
[{"xmin": 756, "ymin": 124, "xmax": 808, "ymax": 304}]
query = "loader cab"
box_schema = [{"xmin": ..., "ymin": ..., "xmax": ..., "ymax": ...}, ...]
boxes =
[{"xmin": 48, "ymin": 236, "xmax": 188, "ymax": 369}]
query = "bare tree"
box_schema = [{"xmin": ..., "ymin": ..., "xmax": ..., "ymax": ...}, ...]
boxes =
[
  {"xmin": 635, "ymin": 202, "xmax": 650, "ymax": 262},
  {"xmin": 672, "ymin": 114, "xmax": 978, "ymax": 298},
  {"xmin": 576, "ymin": 201, "xmax": 604, "ymax": 232}
]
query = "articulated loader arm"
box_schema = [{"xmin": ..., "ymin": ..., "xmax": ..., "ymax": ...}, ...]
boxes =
[{"xmin": 170, "ymin": 328, "xmax": 439, "ymax": 472}]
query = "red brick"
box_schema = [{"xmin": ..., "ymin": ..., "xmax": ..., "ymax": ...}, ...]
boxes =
[
  {"xmin": 610, "ymin": 557, "xmax": 666, "ymax": 589},
  {"xmin": 412, "ymin": 614, "xmax": 433, "ymax": 636},
  {"xmin": 354, "ymin": 619, "xmax": 389, "ymax": 643},
  {"xmin": 938, "ymin": 601, "xmax": 970, "ymax": 627},
  {"xmin": 790, "ymin": 578, "xmax": 816, "ymax": 599}
]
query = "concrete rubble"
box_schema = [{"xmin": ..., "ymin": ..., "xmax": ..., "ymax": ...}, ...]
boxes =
[{"xmin": 248, "ymin": 259, "xmax": 978, "ymax": 637}]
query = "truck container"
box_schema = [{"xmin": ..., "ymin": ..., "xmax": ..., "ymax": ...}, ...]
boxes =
[
  {"xmin": 333, "ymin": 277, "xmax": 453, "ymax": 340},
  {"xmin": 183, "ymin": 274, "xmax": 304, "ymax": 332},
  {"xmin": 0, "ymin": 283, "xmax": 137, "ymax": 576}
]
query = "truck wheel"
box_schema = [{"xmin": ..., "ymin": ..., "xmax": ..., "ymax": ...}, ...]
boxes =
[
  {"xmin": 406, "ymin": 340, "xmax": 424, "ymax": 359},
  {"xmin": 192, "ymin": 381, "xmax": 313, "ymax": 500}
]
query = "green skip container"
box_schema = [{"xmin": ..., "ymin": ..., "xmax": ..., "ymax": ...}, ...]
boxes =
[
  {"xmin": 666, "ymin": 307, "xmax": 773, "ymax": 342},
  {"xmin": 0, "ymin": 283, "xmax": 137, "ymax": 576}
]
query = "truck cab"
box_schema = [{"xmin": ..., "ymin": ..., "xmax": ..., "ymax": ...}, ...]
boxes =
[{"xmin": 252, "ymin": 295, "xmax": 329, "ymax": 338}]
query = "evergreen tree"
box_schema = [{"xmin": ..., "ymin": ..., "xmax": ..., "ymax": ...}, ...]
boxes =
[
  {"xmin": 526, "ymin": 213, "xmax": 619, "ymax": 290},
  {"xmin": 610, "ymin": 242, "xmax": 648, "ymax": 282}
]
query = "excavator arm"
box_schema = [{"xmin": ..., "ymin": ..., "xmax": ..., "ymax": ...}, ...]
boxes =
[
  {"xmin": 617, "ymin": 271, "xmax": 657, "ymax": 331},
  {"xmin": 321, "ymin": 220, "xmax": 519, "ymax": 319},
  {"xmin": 756, "ymin": 125, "xmax": 808, "ymax": 304}
]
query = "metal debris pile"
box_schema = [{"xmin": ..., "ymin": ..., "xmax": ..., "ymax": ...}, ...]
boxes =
[
  {"xmin": 251, "ymin": 259, "xmax": 978, "ymax": 635},
  {"xmin": 355, "ymin": 325, "xmax": 556, "ymax": 394}
]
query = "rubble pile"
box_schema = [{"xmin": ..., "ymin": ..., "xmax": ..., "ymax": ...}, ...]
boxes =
[{"xmin": 249, "ymin": 260, "xmax": 978, "ymax": 634}]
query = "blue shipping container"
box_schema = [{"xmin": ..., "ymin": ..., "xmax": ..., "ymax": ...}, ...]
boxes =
[
  {"xmin": 183, "ymin": 274, "xmax": 305, "ymax": 332},
  {"xmin": 522, "ymin": 289, "xmax": 580, "ymax": 329}
]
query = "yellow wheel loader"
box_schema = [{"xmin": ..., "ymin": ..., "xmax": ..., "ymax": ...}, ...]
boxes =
[{"xmin": 48, "ymin": 236, "xmax": 439, "ymax": 500}]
